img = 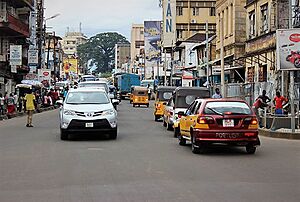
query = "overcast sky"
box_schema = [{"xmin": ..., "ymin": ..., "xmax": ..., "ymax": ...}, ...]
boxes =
[{"xmin": 44, "ymin": 0, "xmax": 161, "ymax": 41}]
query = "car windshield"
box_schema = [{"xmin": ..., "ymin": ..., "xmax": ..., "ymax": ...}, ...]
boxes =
[
  {"xmin": 176, "ymin": 95, "xmax": 196, "ymax": 108},
  {"xmin": 204, "ymin": 101, "xmax": 252, "ymax": 115},
  {"xmin": 82, "ymin": 77, "xmax": 96, "ymax": 81},
  {"xmin": 66, "ymin": 92, "xmax": 109, "ymax": 104}
]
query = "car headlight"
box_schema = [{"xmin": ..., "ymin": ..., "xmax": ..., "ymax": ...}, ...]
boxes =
[
  {"xmin": 63, "ymin": 110, "xmax": 76, "ymax": 116},
  {"xmin": 102, "ymin": 109, "xmax": 115, "ymax": 116}
]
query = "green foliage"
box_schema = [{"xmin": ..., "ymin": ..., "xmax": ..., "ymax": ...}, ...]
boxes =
[
  {"xmin": 77, "ymin": 32, "xmax": 129, "ymax": 73},
  {"xmin": 101, "ymin": 72, "xmax": 112, "ymax": 78}
]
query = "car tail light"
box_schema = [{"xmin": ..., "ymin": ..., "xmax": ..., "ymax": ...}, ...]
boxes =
[
  {"xmin": 197, "ymin": 116, "xmax": 214, "ymax": 129},
  {"xmin": 244, "ymin": 117, "xmax": 258, "ymax": 129}
]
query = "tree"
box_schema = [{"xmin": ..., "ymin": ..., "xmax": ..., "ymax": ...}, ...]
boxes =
[{"xmin": 77, "ymin": 32, "xmax": 129, "ymax": 73}]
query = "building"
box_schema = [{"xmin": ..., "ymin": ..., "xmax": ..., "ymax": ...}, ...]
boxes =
[
  {"xmin": 114, "ymin": 43, "xmax": 130, "ymax": 73},
  {"xmin": 130, "ymin": 24, "xmax": 144, "ymax": 75},
  {"xmin": 0, "ymin": 0, "xmax": 34, "ymax": 94},
  {"xmin": 61, "ymin": 31, "xmax": 87, "ymax": 56},
  {"xmin": 244, "ymin": 0, "xmax": 290, "ymax": 94}
]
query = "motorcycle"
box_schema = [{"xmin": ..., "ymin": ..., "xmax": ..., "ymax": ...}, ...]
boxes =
[{"xmin": 286, "ymin": 51, "xmax": 300, "ymax": 68}]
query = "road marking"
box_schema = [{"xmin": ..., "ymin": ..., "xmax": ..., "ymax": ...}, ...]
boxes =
[{"xmin": 87, "ymin": 148, "xmax": 104, "ymax": 151}]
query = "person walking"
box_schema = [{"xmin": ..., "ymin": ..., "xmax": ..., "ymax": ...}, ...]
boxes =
[
  {"xmin": 13, "ymin": 92, "xmax": 18, "ymax": 112},
  {"xmin": 147, "ymin": 84, "xmax": 151, "ymax": 100},
  {"xmin": 0, "ymin": 93, "xmax": 4, "ymax": 115},
  {"xmin": 212, "ymin": 88, "xmax": 222, "ymax": 99},
  {"xmin": 273, "ymin": 91, "xmax": 288, "ymax": 116},
  {"xmin": 24, "ymin": 89, "xmax": 36, "ymax": 127},
  {"xmin": 252, "ymin": 90, "xmax": 271, "ymax": 126},
  {"xmin": 6, "ymin": 93, "xmax": 15, "ymax": 115}
]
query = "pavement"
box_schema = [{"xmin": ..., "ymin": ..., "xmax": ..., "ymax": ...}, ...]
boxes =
[{"xmin": 0, "ymin": 101, "xmax": 300, "ymax": 202}]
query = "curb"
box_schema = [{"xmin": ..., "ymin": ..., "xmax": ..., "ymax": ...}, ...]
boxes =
[
  {"xmin": 0, "ymin": 106, "xmax": 57, "ymax": 121},
  {"xmin": 259, "ymin": 128, "xmax": 300, "ymax": 140}
]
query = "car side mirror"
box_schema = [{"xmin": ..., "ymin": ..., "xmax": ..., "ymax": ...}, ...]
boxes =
[
  {"xmin": 178, "ymin": 111, "xmax": 185, "ymax": 117},
  {"xmin": 56, "ymin": 100, "xmax": 63, "ymax": 106},
  {"xmin": 112, "ymin": 99, "xmax": 119, "ymax": 105}
]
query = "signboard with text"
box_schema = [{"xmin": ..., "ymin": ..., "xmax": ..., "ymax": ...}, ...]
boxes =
[
  {"xmin": 163, "ymin": 0, "xmax": 176, "ymax": 48},
  {"xmin": 9, "ymin": 45, "xmax": 22, "ymax": 66}
]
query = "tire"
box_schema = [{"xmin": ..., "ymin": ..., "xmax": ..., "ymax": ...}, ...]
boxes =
[
  {"xmin": 109, "ymin": 129, "xmax": 118, "ymax": 140},
  {"xmin": 60, "ymin": 129, "xmax": 68, "ymax": 140},
  {"xmin": 295, "ymin": 58, "xmax": 300, "ymax": 68},
  {"xmin": 133, "ymin": 104, "xmax": 135, "ymax": 107},
  {"xmin": 167, "ymin": 122, "xmax": 173, "ymax": 131},
  {"xmin": 130, "ymin": 100, "xmax": 132, "ymax": 104},
  {"xmin": 154, "ymin": 115, "xmax": 160, "ymax": 122},
  {"xmin": 174, "ymin": 127, "xmax": 180, "ymax": 138},
  {"xmin": 246, "ymin": 145, "xmax": 256, "ymax": 154},
  {"xmin": 178, "ymin": 134, "xmax": 186, "ymax": 146},
  {"xmin": 147, "ymin": 104, "xmax": 149, "ymax": 108}
]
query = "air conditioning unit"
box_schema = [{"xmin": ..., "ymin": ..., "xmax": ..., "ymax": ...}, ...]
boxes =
[{"xmin": 191, "ymin": 19, "xmax": 197, "ymax": 24}]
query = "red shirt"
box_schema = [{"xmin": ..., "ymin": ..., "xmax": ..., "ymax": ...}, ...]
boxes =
[{"xmin": 274, "ymin": 96, "xmax": 287, "ymax": 109}]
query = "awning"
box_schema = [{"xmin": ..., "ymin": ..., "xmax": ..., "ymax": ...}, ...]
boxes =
[
  {"xmin": 192, "ymin": 35, "xmax": 216, "ymax": 50},
  {"xmin": 212, "ymin": 54, "xmax": 235, "ymax": 64}
]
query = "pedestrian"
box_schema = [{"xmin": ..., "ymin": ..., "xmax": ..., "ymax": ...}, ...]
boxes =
[
  {"xmin": 273, "ymin": 91, "xmax": 288, "ymax": 116},
  {"xmin": 24, "ymin": 89, "xmax": 36, "ymax": 127},
  {"xmin": 63, "ymin": 86, "xmax": 69, "ymax": 101},
  {"xmin": 6, "ymin": 93, "xmax": 15, "ymax": 115},
  {"xmin": 212, "ymin": 88, "xmax": 222, "ymax": 99},
  {"xmin": 13, "ymin": 92, "xmax": 18, "ymax": 112},
  {"xmin": 147, "ymin": 84, "xmax": 151, "ymax": 100},
  {"xmin": 252, "ymin": 90, "xmax": 270, "ymax": 125},
  {"xmin": 0, "ymin": 93, "xmax": 4, "ymax": 115}
]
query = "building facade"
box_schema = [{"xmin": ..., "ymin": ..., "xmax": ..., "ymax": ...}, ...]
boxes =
[
  {"xmin": 114, "ymin": 43, "xmax": 131, "ymax": 73},
  {"xmin": 61, "ymin": 31, "xmax": 87, "ymax": 56},
  {"xmin": 130, "ymin": 24, "xmax": 144, "ymax": 75},
  {"xmin": 0, "ymin": 0, "xmax": 34, "ymax": 94},
  {"xmin": 215, "ymin": 0, "xmax": 247, "ymax": 84}
]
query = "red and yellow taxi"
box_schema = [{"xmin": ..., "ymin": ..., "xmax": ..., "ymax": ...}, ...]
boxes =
[
  {"xmin": 154, "ymin": 86, "xmax": 176, "ymax": 121},
  {"xmin": 177, "ymin": 99, "xmax": 260, "ymax": 154}
]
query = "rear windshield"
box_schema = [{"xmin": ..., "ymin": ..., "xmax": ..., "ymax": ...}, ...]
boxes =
[
  {"xmin": 66, "ymin": 92, "xmax": 109, "ymax": 104},
  {"xmin": 176, "ymin": 95, "xmax": 197, "ymax": 108},
  {"xmin": 135, "ymin": 91, "xmax": 147, "ymax": 95},
  {"xmin": 157, "ymin": 91, "xmax": 173, "ymax": 101},
  {"xmin": 204, "ymin": 101, "xmax": 252, "ymax": 115},
  {"xmin": 82, "ymin": 77, "xmax": 96, "ymax": 81}
]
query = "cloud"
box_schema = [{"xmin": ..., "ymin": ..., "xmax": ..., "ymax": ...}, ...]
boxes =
[{"xmin": 44, "ymin": 0, "xmax": 161, "ymax": 40}]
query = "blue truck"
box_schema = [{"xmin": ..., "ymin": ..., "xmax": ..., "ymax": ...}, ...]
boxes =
[{"xmin": 116, "ymin": 73, "xmax": 141, "ymax": 99}]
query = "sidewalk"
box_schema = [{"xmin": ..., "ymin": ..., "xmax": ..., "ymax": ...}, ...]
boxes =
[
  {"xmin": 259, "ymin": 128, "xmax": 300, "ymax": 140},
  {"xmin": 0, "ymin": 106, "xmax": 57, "ymax": 121}
]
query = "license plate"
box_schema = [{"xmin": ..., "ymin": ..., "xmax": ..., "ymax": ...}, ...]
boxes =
[
  {"xmin": 223, "ymin": 119, "xmax": 234, "ymax": 127},
  {"xmin": 85, "ymin": 123, "xmax": 94, "ymax": 128},
  {"xmin": 216, "ymin": 133, "xmax": 242, "ymax": 139}
]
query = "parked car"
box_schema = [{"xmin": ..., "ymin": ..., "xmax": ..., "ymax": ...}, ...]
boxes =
[
  {"xmin": 154, "ymin": 86, "xmax": 176, "ymax": 121},
  {"xmin": 80, "ymin": 75, "xmax": 97, "ymax": 82},
  {"xmin": 58, "ymin": 88, "xmax": 118, "ymax": 140},
  {"xmin": 177, "ymin": 98, "xmax": 260, "ymax": 154},
  {"xmin": 163, "ymin": 87, "xmax": 210, "ymax": 131}
]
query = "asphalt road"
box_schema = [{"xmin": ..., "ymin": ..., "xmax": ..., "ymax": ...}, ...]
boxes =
[{"xmin": 0, "ymin": 101, "xmax": 300, "ymax": 202}]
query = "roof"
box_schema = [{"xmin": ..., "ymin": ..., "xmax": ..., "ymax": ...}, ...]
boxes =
[
  {"xmin": 132, "ymin": 86, "xmax": 148, "ymax": 91},
  {"xmin": 196, "ymin": 98, "xmax": 248, "ymax": 103},
  {"xmin": 175, "ymin": 87, "xmax": 209, "ymax": 91},
  {"xmin": 69, "ymin": 88, "xmax": 106, "ymax": 93},
  {"xmin": 157, "ymin": 86, "xmax": 177, "ymax": 91},
  {"xmin": 79, "ymin": 81, "xmax": 107, "ymax": 84},
  {"xmin": 176, "ymin": 33, "xmax": 214, "ymax": 46}
]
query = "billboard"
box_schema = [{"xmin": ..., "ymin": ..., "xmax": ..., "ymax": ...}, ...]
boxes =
[
  {"xmin": 162, "ymin": 0, "xmax": 176, "ymax": 48},
  {"xmin": 63, "ymin": 58, "xmax": 78, "ymax": 74},
  {"xmin": 277, "ymin": 29, "xmax": 300, "ymax": 70},
  {"xmin": 144, "ymin": 21, "xmax": 161, "ymax": 79}
]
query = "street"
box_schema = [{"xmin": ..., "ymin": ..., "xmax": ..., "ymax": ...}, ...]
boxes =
[{"xmin": 0, "ymin": 101, "xmax": 300, "ymax": 202}]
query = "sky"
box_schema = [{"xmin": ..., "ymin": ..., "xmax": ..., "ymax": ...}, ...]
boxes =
[{"xmin": 44, "ymin": 0, "xmax": 162, "ymax": 41}]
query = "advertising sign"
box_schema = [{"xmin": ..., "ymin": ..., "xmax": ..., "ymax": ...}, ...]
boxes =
[
  {"xmin": 277, "ymin": 29, "xmax": 300, "ymax": 70},
  {"xmin": 38, "ymin": 69, "xmax": 51, "ymax": 82},
  {"xmin": 28, "ymin": 49, "xmax": 38, "ymax": 64},
  {"xmin": 9, "ymin": 45, "xmax": 22, "ymax": 66},
  {"xmin": 144, "ymin": 21, "xmax": 161, "ymax": 79},
  {"xmin": 163, "ymin": 0, "xmax": 176, "ymax": 48},
  {"xmin": 63, "ymin": 58, "xmax": 78, "ymax": 74}
]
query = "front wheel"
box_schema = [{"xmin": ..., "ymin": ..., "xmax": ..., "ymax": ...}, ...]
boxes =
[
  {"xmin": 60, "ymin": 129, "xmax": 68, "ymax": 140},
  {"xmin": 154, "ymin": 115, "xmax": 160, "ymax": 122},
  {"xmin": 246, "ymin": 145, "xmax": 256, "ymax": 154},
  {"xmin": 295, "ymin": 58, "xmax": 300, "ymax": 68},
  {"xmin": 167, "ymin": 122, "xmax": 173, "ymax": 131},
  {"xmin": 174, "ymin": 127, "xmax": 180, "ymax": 138},
  {"xmin": 178, "ymin": 135, "xmax": 186, "ymax": 146}
]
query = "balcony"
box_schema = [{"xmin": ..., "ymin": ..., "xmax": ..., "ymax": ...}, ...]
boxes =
[
  {"xmin": 0, "ymin": 12, "xmax": 29, "ymax": 37},
  {"xmin": 12, "ymin": 0, "xmax": 34, "ymax": 10}
]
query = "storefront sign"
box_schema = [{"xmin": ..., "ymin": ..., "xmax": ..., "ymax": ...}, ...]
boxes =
[
  {"xmin": 163, "ymin": 0, "xmax": 176, "ymax": 48},
  {"xmin": 38, "ymin": 69, "xmax": 51, "ymax": 82},
  {"xmin": 277, "ymin": 29, "xmax": 300, "ymax": 70},
  {"xmin": 28, "ymin": 49, "xmax": 38, "ymax": 65},
  {"xmin": 9, "ymin": 45, "xmax": 22, "ymax": 66}
]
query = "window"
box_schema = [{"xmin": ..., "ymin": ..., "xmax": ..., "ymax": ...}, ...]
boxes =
[
  {"xmin": 259, "ymin": 65, "xmax": 267, "ymax": 82},
  {"xmin": 176, "ymin": 7, "xmax": 183, "ymax": 16},
  {"xmin": 247, "ymin": 66, "xmax": 255, "ymax": 83},
  {"xmin": 261, "ymin": 4, "xmax": 268, "ymax": 34},
  {"xmin": 140, "ymin": 30, "xmax": 144, "ymax": 35},
  {"xmin": 0, "ymin": 38, "xmax": 3, "ymax": 55},
  {"xmin": 204, "ymin": 102, "xmax": 252, "ymax": 115},
  {"xmin": 176, "ymin": 30, "xmax": 183, "ymax": 39},
  {"xmin": 135, "ymin": 41, "xmax": 144, "ymax": 48},
  {"xmin": 210, "ymin": 7, "xmax": 216, "ymax": 16},
  {"xmin": 192, "ymin": 7, "xmax": 199, "ymax": 16},
  {"xmin": 249, "ymin": 11, "xmax": 256, "ymax": 38}
]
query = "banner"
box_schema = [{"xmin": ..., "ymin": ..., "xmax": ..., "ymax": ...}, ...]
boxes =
[
  {"xmin": 10, "ymin": 45, "xmax": 22, "ymax": 66},
  {"xmin": 144, "ymin": 21, "xmax": 161, "ymax": 79},
  {"xmin": 163, "ymin": 0, "xmax": 176, "ymax": 48},
  {"xmin": 63, "ymin": 58, "xmax": 78, "ymax": 74},
  {"xmin": 38, "ymin": 69, "xmax": 51, "ymax": 82},
  {"xmin": 277, "ymin": 29, "xmax": 300, "ymax": 70}
]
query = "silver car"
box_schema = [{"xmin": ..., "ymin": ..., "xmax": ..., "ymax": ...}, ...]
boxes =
[{"xmin": 59, "ymin": 88, "xmax": 117, "ymax": 140}]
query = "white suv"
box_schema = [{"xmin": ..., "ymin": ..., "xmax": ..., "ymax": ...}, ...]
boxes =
[{"xmin": 59, "ymin": 88, "xmax": 117, "ymax": 140}]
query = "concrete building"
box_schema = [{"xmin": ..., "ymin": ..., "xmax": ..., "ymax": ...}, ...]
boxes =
[
  {"xmin": 0, "ymin": 0, "xmax": 34, "ymax": 94},
  {"xmin": 114, "ymin": 43, "xmax": 131, "ymax": 73},
  {"xmin": 214, "ymin": 0, "xmax": 247, "ymax": 84},
  {"xmin": 61, "ymin": 31, "xmax": 87, "ymax": 56},
  {"xmin": 244, "ymin": 0, "xmax": 290, "ymax": 92},
  {"xmin": 130, "ymin": 24, "xmax": 144, "ymax": 75}
]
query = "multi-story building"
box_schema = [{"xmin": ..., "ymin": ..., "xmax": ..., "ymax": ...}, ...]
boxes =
[
  {"xmin": 61, "ymin": 31, "xmax": 87, "ymax": 56},
  {"xmin": 0, "ymin": 0, "xmax": 34, "ymax": 94},
  {"xmin": 244, "ymin": 0, "xmax": 289, "ymax": 90},
  {"xmin": 215, "ymin": 0, "xmax": 247, "ymax": 83},
  {"xmin": 130, "ymin": 24, "xmax": 144, "ymax": 75},
  {"xmin": 114, "ymin": 43, "xmax": 131, "ymax": 73}
]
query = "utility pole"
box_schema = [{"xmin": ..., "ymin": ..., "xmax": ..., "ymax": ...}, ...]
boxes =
[
  {"xmin": 220, "ymin": 16, "xmax": 225, "ymax": 96},
  {"xmin": 164, "ymin": 49, "xmax": 167, "ymax": 86},
  {"xmin": 289, "ymin": 0, "xmax": 296, "ymax": 132},
  {"xmin": 206, "ymin": 20, "xmax": 209, "ymax": 88},
  {"xmin": 36, "ymin": 0, "xmax": 44, "ymax": 69}
]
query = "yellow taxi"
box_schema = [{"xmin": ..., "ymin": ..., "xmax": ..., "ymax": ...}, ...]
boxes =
[
  {"xmin": 132, "ymin": 86, "xmax": 149, "ymax": 107},
  {"xmin": 154, "ymin": 86, "xmax": 176, "ymax": 121}
]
